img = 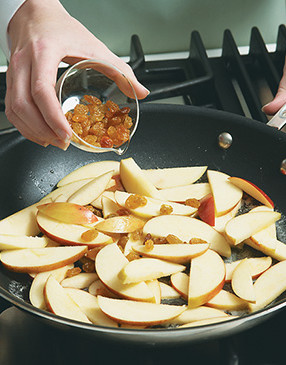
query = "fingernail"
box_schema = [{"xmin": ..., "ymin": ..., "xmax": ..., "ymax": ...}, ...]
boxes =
[
  {"xmin": 56, "ymin": 128, "xmax": 71, "ymax": 144},
  {"xmin": 261, "ymin": 103, "xmax": 270, "ymax": 112},
  {"xmin": 52, "ymin": 138, "xmax": 70, "ymax": 151},
  {"xmin": 141, "ymin": 85, "xmax": 150, "ymax": 95}
]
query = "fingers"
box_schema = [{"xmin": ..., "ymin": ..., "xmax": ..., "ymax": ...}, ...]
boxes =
[
  {"xmin": 262, "ymin": 60, "xmax": 286, "ymax": 115},
  {"xmin": 6, "ymin": 47, "xmax": 71, "ymax": 150},
  {"xmin": 30, "ymin": 46, "xmax": 72, "ymax": 146}
]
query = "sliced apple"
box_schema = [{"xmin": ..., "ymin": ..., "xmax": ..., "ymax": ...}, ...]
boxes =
[
  {"xmin": 225, "ymin": 256, "xmax": 272, "ymax": 282},
  {"xmin": 158, "ymin": 183, "xmax": 211, "ymax": 202},
  {"xmin": 248, "ymin": 206, "xmax": 277, "ymax": 245},
  {"xmin": 146, "ymin": 280, "xmax": 161, "ymax": 304},
  {"xmin": 143, "ymin": 166, "xmax": 207, "ymax": 189},
  {"xmin": 0, "ymin": 197, "xmax": 52, "ymax": 236},
  {"xmin": 44, "ymin": 276, "xmax": 91, "ymax": 323},
  {"xmin": 37, "ymin": 212, "xmax": 112, "ymax": 248},
  {"xmin": 225, "ymin": 211, "xmax": 281, "ymax": 245},
  {"xmin": 95, "ymin": 243, "xmax": 155, "ymax": 302},
  {"xmin": 0, "ymin": 245, "xmax": 87, "ymax": 273},
  {"xmin": 197, "ymin": 193, "xmax": 215, "ymax": 226},
  {"xmin": 231, "ymin": 259, "xmax": 255, "ymax": 303},
  {"xmin": 102, "ymin": 196, "xmax": 121, "ymax": 218},
  {"xmin": 114, "ymin": 191, "xmax": 197, "ymax": 218},
  {"xmin": 207, "ymin": 170, "xmax": 243, "ymax": 217},
  {"xmin": 37, "ymin": 202, "xmax": 98, "ymax": 225},
  {"xmin": 245, "ymin": 237, "xmax": 286, "ymax": 261},
  {"xmin": 132, "ymin": 243, "xmax": 209, "ymax": 264},
  {"xmin": 119, "ymin": 158, "xmax": 161, "ymax": 199},
  {"xmin": 170, "ymin": 272, "xmax": 189, "ymax": 300},
  {"xmin": 206, "ymin": 289, "xmax": 248, "ymax": 311},
  {"xmin": 229, "ymin": 177, "xmax": 274, "ymax": 208},
  {"xmin": 118, "ymin": 258, "xmax": 185, "ymax": 284},
  {"xmin": 29, "ymin": 264, "xmax": 73, "ymax": 309},
  {"xmin": 123, "ymin": 234, "xmax": 144, "ymax": 257},
  {"xmin": 97, "ymin": 295, "xmax": 185, "ymax": 325},
  {"xmin": 47, "ymin": 178, "xmax": 93, "ymax": 201},
  {"xmin": 57, "ymin": 160, "xmax": 120, "ymax": 186},
  {"xmin": 61, "ymin": 272, "xmax": 98, "ymax": 289},
  {"xmin": 0, "ymin": 234, "xmax": 49, "ymax": 250},
  {"xmin": 167, "ymin": 306, "xmax": 228, "ymax": 325},
  {"xmin": 248, "ymin": 260, "xmax": 286, "ymax": 312},
  {"xmin": 159, "ymin": 282, "xmax": 181, "ymax": 299},
  {"xmin": 188, "ymin": 249, "xmax": 225, "ymax": 308},
  {"xmin": 64, "ymin": 288, "xmax": 118, "ymax": 327},
  {"xmin": 179, "ymin": 315, "xmax": 238, "ymax": 328},
  {"xmin": 68, "ymin": 171, "xmax": 113, "ymax": 206},
  {"xmin": 214, "ymin": 201, "xmax": 241, "ymax": 233},
  {"xmin": 88, "ymin": 279, "xmax": 118, "ymax": 298},
  {"xmin": 92, "ymin": 191, "xmax": 116, "ymax": 210},
  {"xmin": 95, "ymin": 215, "xmax": 145, "ymax": 234},
  {"xmin": 143, "ymin": 215, "xmax": 231, "ymax": 257}
]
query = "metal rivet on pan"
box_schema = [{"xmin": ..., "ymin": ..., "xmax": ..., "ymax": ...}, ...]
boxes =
[
  {"xmin": 218, "ymin": 132, "xmax": 233, "ymax": 149},
  {"xmin": 280, "ymin": 159, "xmax": 286, "ymax": 175}
]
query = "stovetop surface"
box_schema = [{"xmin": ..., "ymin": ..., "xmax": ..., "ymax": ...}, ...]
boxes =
[{"xmin": 1, "ymin": 26, "xmax": 286, "ymax": 365}]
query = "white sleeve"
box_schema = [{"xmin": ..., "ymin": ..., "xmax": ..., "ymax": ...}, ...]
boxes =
[{"xmin": 0, "ymin": 0, "xmax": 27, "ymax": 60}]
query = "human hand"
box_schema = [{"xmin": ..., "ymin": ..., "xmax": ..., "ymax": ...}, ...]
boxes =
[
  {"xmin": 262, "ymin": 60, "xmax": 286, "ymax": 116},
  {"xmin": 6, "ymin": 0, "xmax": 149, "ymax": 150}
]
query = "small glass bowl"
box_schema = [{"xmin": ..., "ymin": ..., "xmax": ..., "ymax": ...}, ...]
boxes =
[{"xmin": 56, "ymin": 59, "xmax": 139, "ymax": 155}]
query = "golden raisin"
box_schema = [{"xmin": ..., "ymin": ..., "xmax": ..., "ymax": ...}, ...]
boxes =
[
  {"xmin": 153, "ymin": 236, "xmax": 167, "ymax": 244},
  {"xmin": 123, "ymin": 115, "xmax": 133, "ymax": 129},
  {"xmin": 66, "ymin": 267, "xmax": 81, "ymax": 278},
  {"xmin": 144, "ymin": 239, "xmax": 154, "ymax": 251},
  {"xmin": 125, "ymin": 194, "xmax": 147, "ymax": 209},
  {"xmin": 166, "ymin": 234, "xmax": 183, "ymax": 244},
  {"xmin": 82, "ymin": 261, "xmax": 95, "ymax": 273},
  {"xmin": 84, "ymin": 205, "xmax": 102, "ymax": 217},
  {"xmin": 71, "ymin": 122, "xmax": 83, "ymax": 136},
  {"xmin": 126, "ymin": 251, "xmax": 141, "ymax": 261},
  {"xmin": 83, "ymin": 135, "xmax": 99, "ymax": 146},
  {"xmin": 189, "ymin": 238, "xmax": 208, "ymax": 244},
  {"xmin": 185, "ymin": 198, "xmax": 200, "ymax": 208},
  {"xmin": 81, "ymin": 229, "xmax": 98, "ymax": 242},
  {"xmin": 116, "ymin": 208, "xmax": 130, "ymax": 216},
  {"xmin": 160, "ymin": 204, "xmax": 173, "ymax": 215},
  {"xmin": 100, "ymin": 135, "xmax": 113, "ymax": 148},
  {"xmin": 84, "ymin": 95, "xmax": 102, "ymax": 105}
]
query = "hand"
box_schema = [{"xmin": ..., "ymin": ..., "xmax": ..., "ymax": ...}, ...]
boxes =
[
  {"xmin": 262, "ymin": 59, "xmax": 286, "ymax": 116},
  {"xmin": 5, "ymin": 0, "xmax": 149, "ymax": 149}
]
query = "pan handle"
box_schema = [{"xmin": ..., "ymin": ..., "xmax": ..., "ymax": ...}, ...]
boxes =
[{"xmin": 267, "ymin": 104, "xmax": 286, "ymax": 131}]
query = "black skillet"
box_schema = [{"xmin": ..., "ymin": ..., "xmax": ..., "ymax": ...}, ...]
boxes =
[{"xmin": 0, "ymin": 103, "xmax": 286, "ymax": 345}]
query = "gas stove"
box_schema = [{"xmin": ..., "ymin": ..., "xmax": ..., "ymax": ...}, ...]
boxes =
[{"xmin": 1, "ymin": 26, "xmax": 286, "ymax": 365}]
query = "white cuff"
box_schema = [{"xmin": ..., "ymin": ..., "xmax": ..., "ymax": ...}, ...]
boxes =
[{"xmin": 0, "ymin": 0, "xmax": 27, "ymax": 60}]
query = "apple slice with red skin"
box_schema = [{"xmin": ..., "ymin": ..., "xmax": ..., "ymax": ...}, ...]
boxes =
[
  {"xmin": 44, "ymin": 276, "xmax": 91, "ymax": 323},
  {"xmin": 158, "ymin": 183, "xmax": 211, "ymax": 203},
  {"xmin": 225, "ymin": 211, "xmax": 281, "ymax": 245},
  {"xmin": 167, "ymin": 306, "xmax": 229, "ymax": 325},
  {"xmin": 37, "ymin": 212, "xmax": 113, "ymax": 248},
  {"xmin": 229, "ymin": 177, "xmax": 274, "ymax": 208},
  {"xmin": 57, "ymin": 160, "xmax": 120, "ymax": 187},
  {"xmin": 188, "ymin": 249, "xmax": 226, "ymax": 308},
  {"xmin": 132, "ymin": 243, "xmax": 209, "ymax": 264},
  {"xmin": 95, "ymin": 243, "xmax": 155, "ymax": 302},
  {"xmin": 207, "ymin": 170, "xmax": 243, "ymax": 217},
  {"xmin": 0, "ymin": 245, "xmax": 88, "ymax": 273},
  {"xmin": 61, "ymin": 272, "xmax": 98, "ymax": 289},
  {"xmin": 97, "ymin": 295, "xmax": 186, "ymax": 326},
  {"xmin": 248, "ymin": 260, "xmax": 286, "ymax": 312},
  {"xmin": 95, "ymin": 215, "xmax": 145, "ymax": 234},
  {"xmin": 143, "ymin": 215, "xmax": 231, "ymax": 257},
  {"xmin": 231, "ymin": 259, "xmax": 256, "ymax": 303},
  {"xmin": 225, "ymin": 256, "xmax": 272, "ymax": 282},
  {"xmin": 37, "ymin": 202, "xmax": 98, "ymax": 225},
  {"xmin": 198, "ymin": 193, "xmax": 215, "ymax": 226},
  {"xmin": 206, "ymin": 289, "xmax": 248, "ymax": 311},
  {"xmin": 170, "ymin": 272, "xmax": 189, "ymax": 300}
]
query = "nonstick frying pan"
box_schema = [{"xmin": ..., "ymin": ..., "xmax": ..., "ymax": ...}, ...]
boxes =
[{"xmin": 0, "ymin": 103, "xmax": 286, "ymax": 346}]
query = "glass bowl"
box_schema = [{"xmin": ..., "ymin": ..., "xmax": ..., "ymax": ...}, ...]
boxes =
[{"xmin": 56, "ymin": 59, "xmax": 139, "ymax": 155}]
